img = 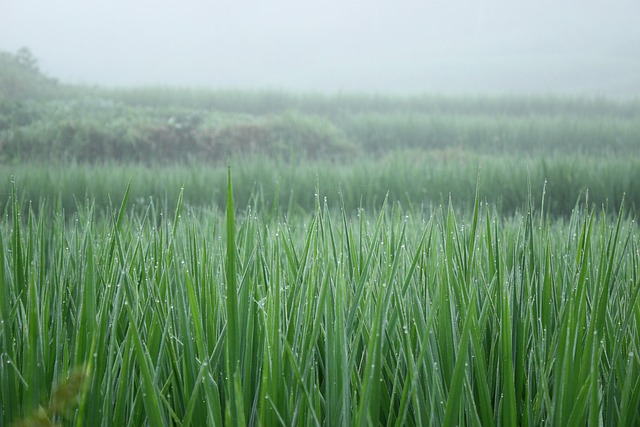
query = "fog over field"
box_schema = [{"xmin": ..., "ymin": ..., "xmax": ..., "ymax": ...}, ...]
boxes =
[{"xmin": 1, "ymin": 0, "xmax": 639, "ymax": 94}]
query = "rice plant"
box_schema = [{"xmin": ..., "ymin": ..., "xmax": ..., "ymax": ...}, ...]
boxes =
[
  {"xmin": 1, "ymin": 152, "xmax": 639, "ymax": 219},
  {"xmin": 1, "ymin": 174, "xmax": 639, "ymax": 426}
]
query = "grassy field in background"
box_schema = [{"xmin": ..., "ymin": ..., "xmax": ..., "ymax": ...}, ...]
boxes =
[
  {"xmin": 1, "ymin": 50, "xmax": 640, "ymax": 425},
  {"xmin": 1, "ymin": 152, "xmax": 639, "ymax": 219},
  {"xmin": 2, "ymin": 47, "xmax": 639, "ymax": 216},
  {"xmin": 1, "ymin": 91, "xmax": 640, "ymax": 217},
  {"xmin": 3, "ymin": 93, "xmax": 640, "ymax": 163}
]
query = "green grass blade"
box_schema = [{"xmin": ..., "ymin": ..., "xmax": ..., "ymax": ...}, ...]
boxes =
[
  {"xmin": 225, "ymin": 165, "xmax": 242, "ymax": 424},
  {"xmin": 443, "ymin": 291, "xmax": 477, "ymax": 426}
]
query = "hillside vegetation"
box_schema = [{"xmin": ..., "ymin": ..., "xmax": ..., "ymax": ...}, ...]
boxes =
[{"xmin": 2, "ymin": 49, "xmax": 639, "ymax": 164}]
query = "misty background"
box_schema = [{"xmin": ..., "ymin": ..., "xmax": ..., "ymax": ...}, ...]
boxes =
[{"xmin": 1, "ymin": 0, "xmax": 639, "ymax": 95}]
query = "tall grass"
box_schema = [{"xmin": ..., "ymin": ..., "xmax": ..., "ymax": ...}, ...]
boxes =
[
  {"xmin": 1, "ymin": 152, "xmax": 638, "ymax": 218},
  {"xmin": 1, "ymin": 177, "xmax": 639, "ymax": 425}
]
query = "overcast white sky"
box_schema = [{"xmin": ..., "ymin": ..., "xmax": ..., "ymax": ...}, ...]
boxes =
[{"xmin": 1, "ymin": 0, "xmax": 639, "ymax": 94}]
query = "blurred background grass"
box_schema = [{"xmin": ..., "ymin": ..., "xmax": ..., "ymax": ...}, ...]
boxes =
[{"xmin": 1, "ymin": 48, "xmax": 638, "ymax": 217}]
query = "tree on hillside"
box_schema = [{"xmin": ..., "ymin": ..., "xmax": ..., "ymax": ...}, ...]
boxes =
[
  {"xmin": 0, "ymin": 47, "xmax": 59, "ymax": 99},
  {"xmin": 15, "ymin": 47, "xmax": 40, "ymax": 73}
]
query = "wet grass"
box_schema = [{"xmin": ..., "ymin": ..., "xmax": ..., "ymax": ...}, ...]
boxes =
[
  {"xmin": 1, "ymin": 151, "xmax": 639, "ymax": 219},
  {"xmin": 1, "ymin": 176, "xmax": 639, "ymax": 426}
]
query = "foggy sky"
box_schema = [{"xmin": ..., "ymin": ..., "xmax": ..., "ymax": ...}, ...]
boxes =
[{"xmin": 1, "ymin": 0, "xmax": 639, "ymax": 95}]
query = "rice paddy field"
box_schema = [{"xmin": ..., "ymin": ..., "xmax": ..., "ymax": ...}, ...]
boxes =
[{"xmin": 1, "ymin": 59, "xmax": 640, "ymax": 425}]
